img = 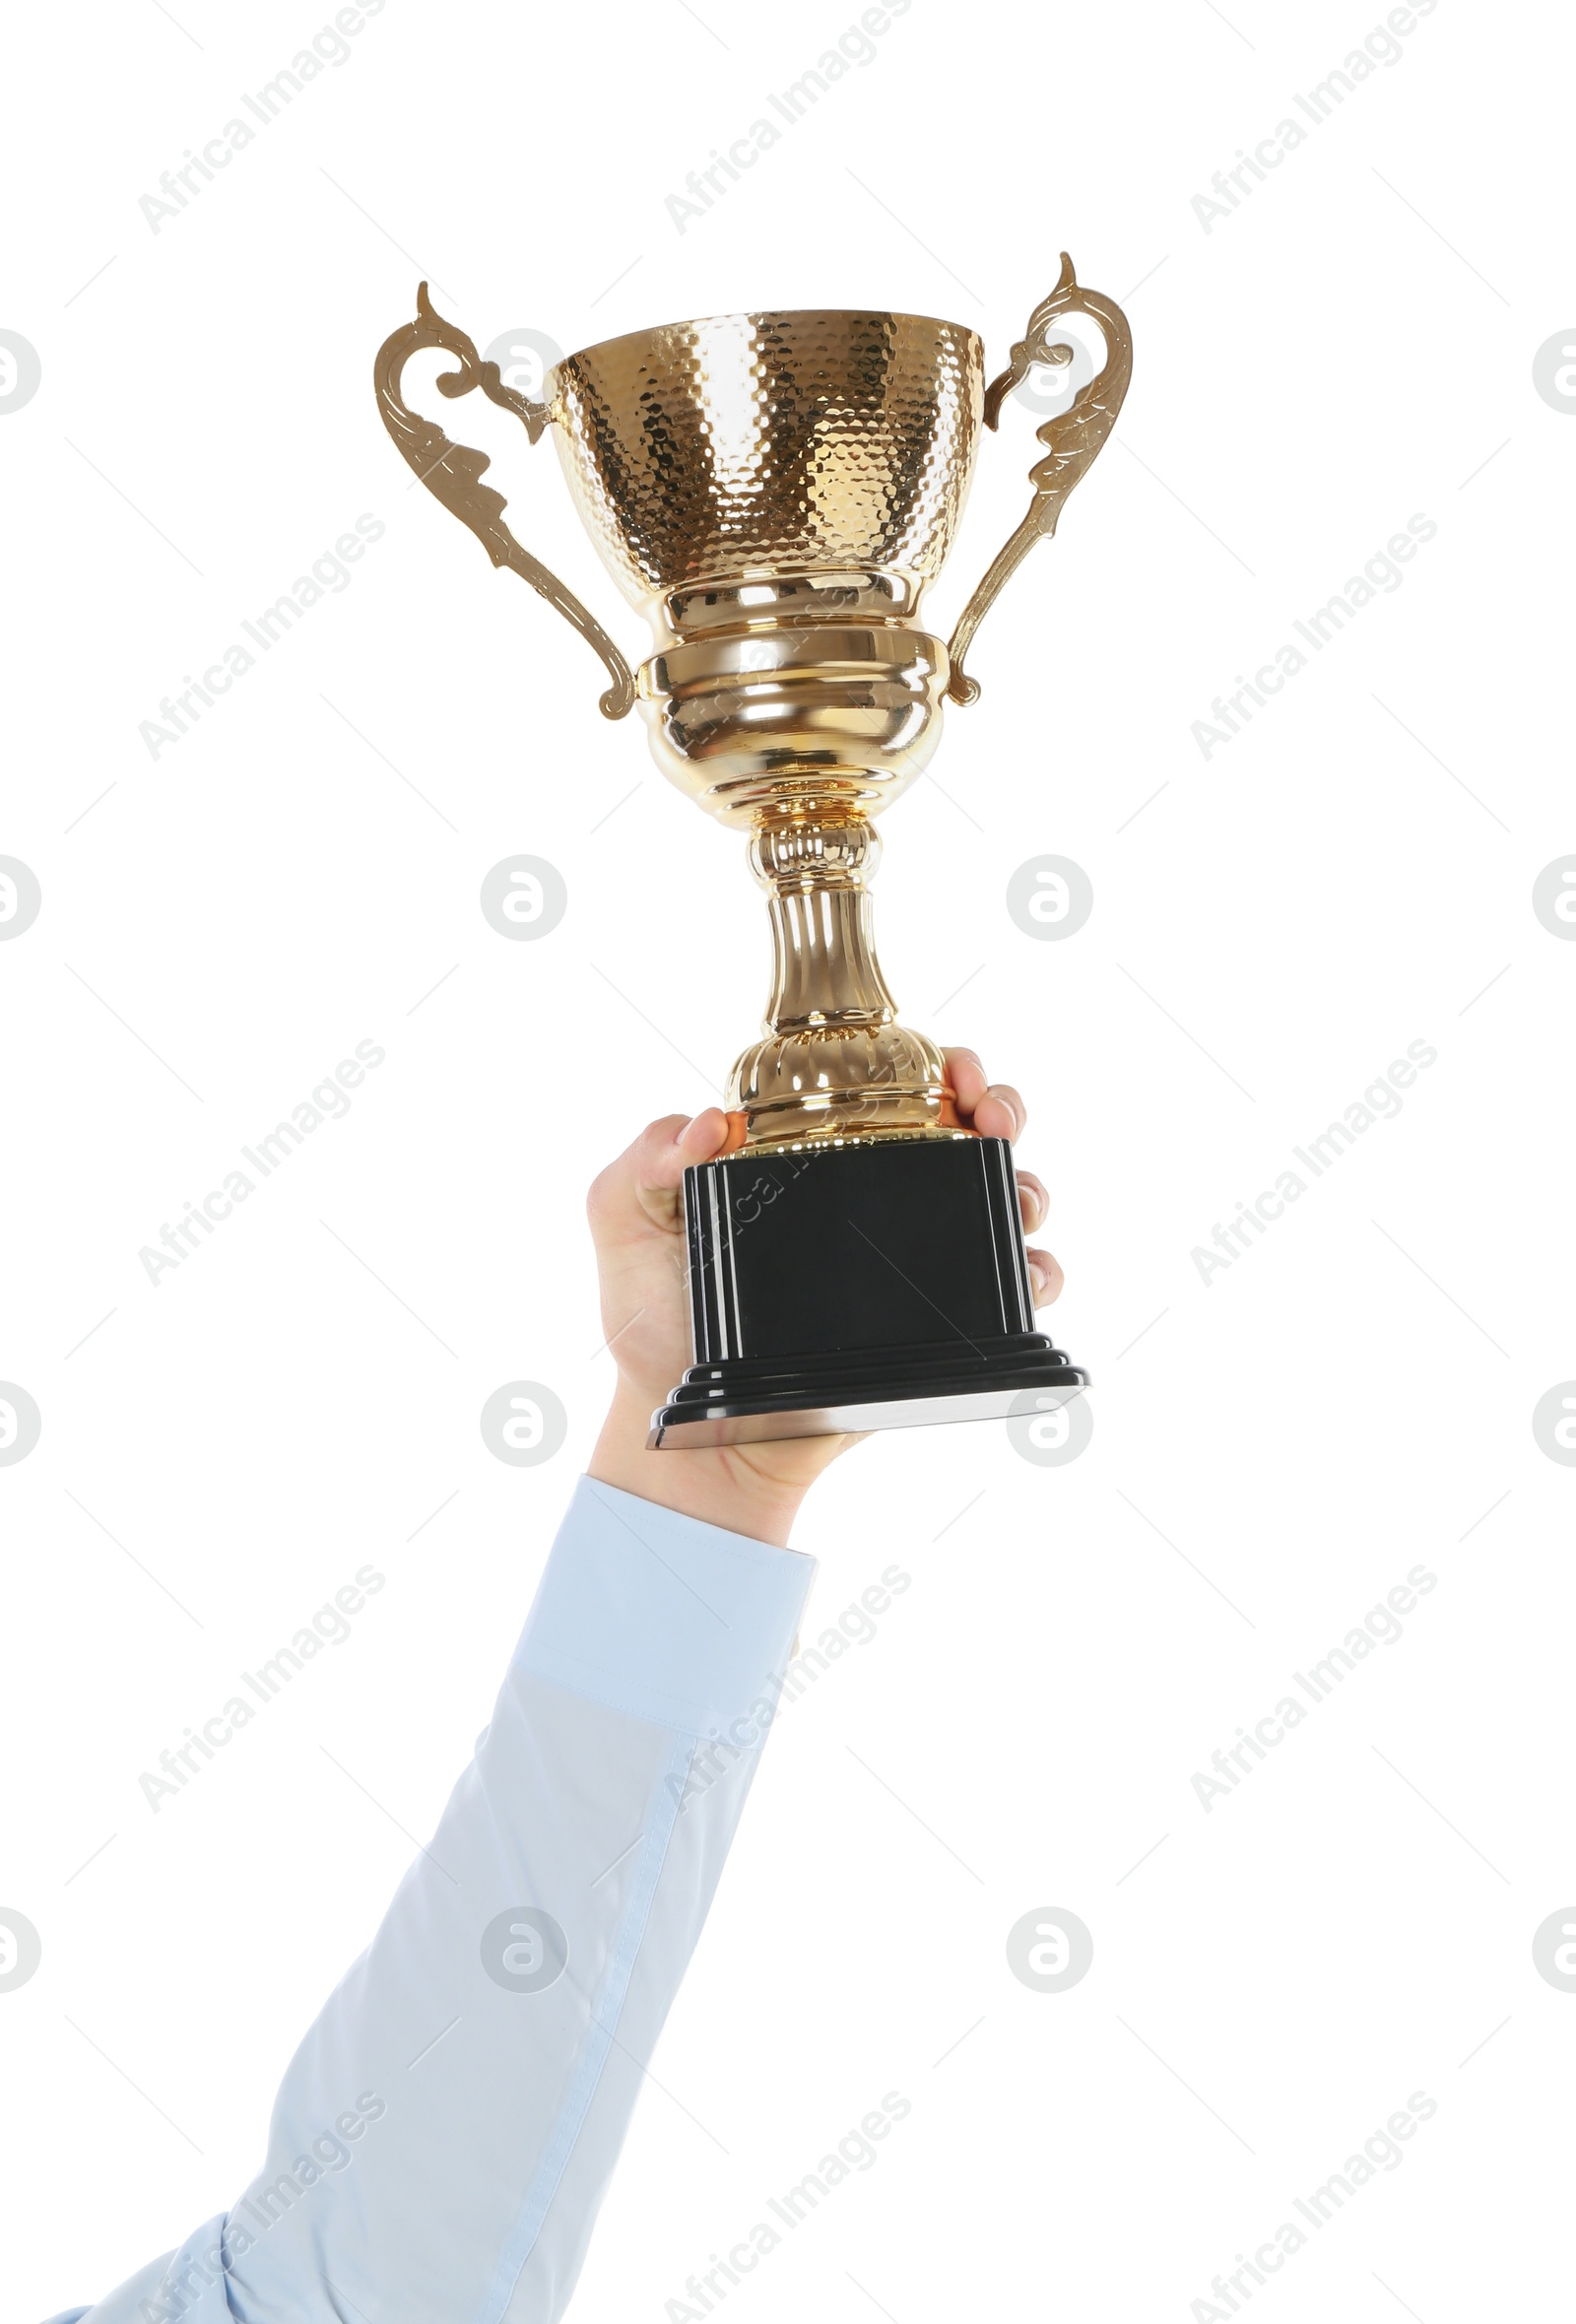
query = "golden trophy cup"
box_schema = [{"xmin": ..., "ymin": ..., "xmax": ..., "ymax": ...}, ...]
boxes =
[{"xmin": 374, "ymin": 258, "xmax": 1132, "ymax": 1448}]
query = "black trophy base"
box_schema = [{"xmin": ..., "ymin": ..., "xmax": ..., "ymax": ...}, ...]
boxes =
[{"xmin": 649, "ymin": 1135, "xmax": 1088, "ymax": 1450}]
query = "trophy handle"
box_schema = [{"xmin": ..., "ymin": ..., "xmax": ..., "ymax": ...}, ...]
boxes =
[
  {"xmin": 373, "ymin": 284, "xmax": 636, "ymax": 721},
  {"xmin": 945, "ymin": 255, "xmax": 1133, "ymax": 707}
]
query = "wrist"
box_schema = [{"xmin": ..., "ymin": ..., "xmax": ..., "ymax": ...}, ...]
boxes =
[{"xmin": 587, "ymin": 1385, "xmax": 808, "ymax": 1548}]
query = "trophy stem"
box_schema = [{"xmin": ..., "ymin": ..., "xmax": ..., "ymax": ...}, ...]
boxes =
[
  {"xmin": 756, "ymin": 820, "xmax": 896, "ymax": 1031},
  {"xmin": 725, "ymin": 817, "xmax": 956, "ymax": 1152}
]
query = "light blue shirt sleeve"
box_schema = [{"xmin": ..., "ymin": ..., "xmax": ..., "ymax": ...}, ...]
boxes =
[{"xmin": 45, "ymin": 1477, "xmax": 816, "ymax": 2324}]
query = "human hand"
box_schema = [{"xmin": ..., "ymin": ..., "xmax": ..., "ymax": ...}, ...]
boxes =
[{"xmin": 585, "ymin": 1048, "xmax": 1063, "ymax": 1545}]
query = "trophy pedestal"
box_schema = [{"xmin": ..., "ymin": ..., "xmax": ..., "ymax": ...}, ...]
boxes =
[{"xmin": 649, "ymin": 1136, "xmax": 1088, "ymax": 1450}]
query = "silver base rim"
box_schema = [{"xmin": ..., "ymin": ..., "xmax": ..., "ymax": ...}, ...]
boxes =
[{"xmin": 647, "ymin": 1381, "xmax": 1085, "ymax": 1451}]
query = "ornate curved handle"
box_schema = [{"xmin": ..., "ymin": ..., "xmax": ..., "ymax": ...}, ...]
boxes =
[
  {"xmin": 946, "ymin": 254, "xmax": 1133, "ymax": 707},
  {"xmin": 373, "ymin": 284, "xmax": 635, "ymax": 721}
]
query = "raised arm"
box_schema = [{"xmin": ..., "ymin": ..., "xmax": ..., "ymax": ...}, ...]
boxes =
[{"xmin": 49, "ymin": 1062, "xmax": 1057, "ymax": 2324}]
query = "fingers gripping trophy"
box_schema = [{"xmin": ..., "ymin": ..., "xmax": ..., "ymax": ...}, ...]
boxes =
[{"xmin": 374, "ymin": 259, "xmax": 1132, "ymax": 1449}]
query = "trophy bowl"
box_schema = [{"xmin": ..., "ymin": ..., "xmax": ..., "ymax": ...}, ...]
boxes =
[
  {"xmin": 374, "ymin": 260, "xmax": 1132, "ymax": 1446},
  {"xmin": 548, "ymin": 305, "xmax": 982, "ymax": 821}
]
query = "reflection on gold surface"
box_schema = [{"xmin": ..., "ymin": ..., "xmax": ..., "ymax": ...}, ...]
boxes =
[{"xmin": 374, "ymin": 267, "xmax": 1131, "ymax": 1147}]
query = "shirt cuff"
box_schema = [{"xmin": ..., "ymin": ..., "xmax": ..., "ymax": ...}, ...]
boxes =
[{"xmin": 514, "ymin": 1475, "xmax": 818, "ymax": 1736}]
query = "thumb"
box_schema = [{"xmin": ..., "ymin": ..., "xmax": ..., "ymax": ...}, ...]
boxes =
[{"xmin": 590, "ymin": 1108, "xmax": 734, "ymax": 1243}]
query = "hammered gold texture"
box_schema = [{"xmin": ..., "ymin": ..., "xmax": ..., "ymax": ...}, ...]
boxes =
[
  {"xmin": 373, "ymin": 269, "xmax": 1131, "ymax": 1151},
  {"xmin": 550, "ymin": 310, "xmax": 985, "ymax": 622}
]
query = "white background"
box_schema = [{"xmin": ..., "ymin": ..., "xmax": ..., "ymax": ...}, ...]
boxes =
[{"xmin": 2, "ymin": 0, "xmax": 1573, "ymax": 2317}]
